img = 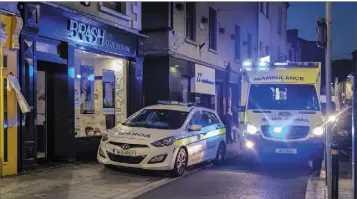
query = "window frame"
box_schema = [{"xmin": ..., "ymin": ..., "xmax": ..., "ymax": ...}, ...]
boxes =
[
  {"xmin": 208, "ymin": 6, "xmax": 218, "ymax": 51},
  {"xmin": 98, "ymin": 2, "xmax": 130, "ymax": 21},
  {"xmin": 185, "ymin": 2, "xmax": 196, "ymax": 42}
]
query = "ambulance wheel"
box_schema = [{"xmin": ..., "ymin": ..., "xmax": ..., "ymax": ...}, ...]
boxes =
[
  {"xmin": 213, "ymin": 142, "xmax": 226, "ymax": 165},
  {"xmin": 171, "ymin": 147, "xmax": 188, "ymax": 177}
]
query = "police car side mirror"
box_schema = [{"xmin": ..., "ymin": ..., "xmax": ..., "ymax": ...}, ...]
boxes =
[
  {"xmin": 188, "ymin": 125, "xmax": 202, "ymax": 132},
  {"xmin": 238, "ymin": 106, "xmax": 246, "ymax": 112}
]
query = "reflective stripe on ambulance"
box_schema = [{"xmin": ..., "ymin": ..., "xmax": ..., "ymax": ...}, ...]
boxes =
[{"xmin": 173, "ymin": 128, "xmax": 226, "ymax": 147}]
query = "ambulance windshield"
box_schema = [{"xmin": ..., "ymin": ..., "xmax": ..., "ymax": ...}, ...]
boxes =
[{"xmin": 247, "ymin": 84, "xmax": 320, "ymax": 111}]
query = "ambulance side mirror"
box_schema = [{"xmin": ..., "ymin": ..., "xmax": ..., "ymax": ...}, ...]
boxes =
[
  {"xmin": 188, "ymin": 125, "xmax": 202, "ymax": 132},
  {"xmin": 238, "ymin": 106, "xmax": 246, "ymax": 112}
]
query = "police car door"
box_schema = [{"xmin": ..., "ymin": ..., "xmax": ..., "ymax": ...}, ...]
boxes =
[
  {"xmin": 186, "ymin": 110, "xmax": 205, "ymax": 166},
  {"xmin": 201, "ymin": 111, "xmax": 223, "ymax": 160}
]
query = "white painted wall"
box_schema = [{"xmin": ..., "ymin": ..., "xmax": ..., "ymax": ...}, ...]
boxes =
[
  {"xmin": 143, "ymin": 2, "xmax": 259, "ymax": 73},
  {"xmin": 258, "ymin": 2, "xmax": 288, "ymax": 62}
]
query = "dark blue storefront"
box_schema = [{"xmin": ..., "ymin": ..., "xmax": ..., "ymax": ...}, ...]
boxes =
[{"xmin": 18, "ymin": 2, "xmax": 145, "ymax": 171}]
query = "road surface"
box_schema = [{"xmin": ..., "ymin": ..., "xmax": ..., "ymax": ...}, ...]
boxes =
[{"xmin": 135, "ymin": 157, "xmax": 311, "ymax": 199}]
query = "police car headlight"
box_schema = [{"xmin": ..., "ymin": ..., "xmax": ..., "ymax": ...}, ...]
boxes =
[
  {"xmin": 313, "ymin": 127, "xmax": 324, "ymax": 136},
  {"xmin": 246, "ymin": 124, "xmax": 258, "ymax": 135},
  {"xmin": 102, "ymin": 131, "xmax": 109, "ymax": 142},
  {"xmin": 151, "ymin": 136, "xmax": 176, "ymax": 147}
]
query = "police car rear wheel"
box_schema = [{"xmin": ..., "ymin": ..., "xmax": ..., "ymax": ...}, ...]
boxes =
[{"xmin": 171, "ymin": 148, "xmax": 187, "ymax": 177}]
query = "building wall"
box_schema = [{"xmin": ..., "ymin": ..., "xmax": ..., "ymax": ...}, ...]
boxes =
[
  {"xmin": 54, "ymin": 2, "xmax": 141, "ymax": 32},
  {"xmin": 258, "ymin": 2, "xmax": 288, "ymax": 61},
  {"xmin": 167, "ymin": 3, "xmax": 221, "ymax": 69},
  {"xmin": 215, "ymin": 3, "xmax": 258, "ymax": 72},
  {"xmin": 143, "ymin": 2, "xmax": 259, "ymax": 73},
  {"xmin": 258, "ymin": 2, "xmax": 271, "ymax": 58}
]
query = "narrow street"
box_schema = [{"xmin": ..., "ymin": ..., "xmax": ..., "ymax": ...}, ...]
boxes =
[{"xmin": 135, "ymin": 157, "xmax": 311, "ymax": 199}]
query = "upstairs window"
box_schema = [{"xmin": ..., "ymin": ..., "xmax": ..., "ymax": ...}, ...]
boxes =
[
  {"xmin": 278, "ymin": 7, "xmax": 283, "ymax": 35},
  {"xmin": 247, "ymin": 33, "xmax": 252, "ymax": 58},
  {"xmin": 186, "ymin": 2, "xmax": 196, "ymax": 41},
  {"xmin": 234, "ymin": 25, "xmax": 241, "ymax": 60},
  {"xmin": 209, "ymin": 7, "xmax": 217, "ymax": 51},
  {"xmin": 99, "ymin": 2, "xmax": 128, "ymax": 20}
]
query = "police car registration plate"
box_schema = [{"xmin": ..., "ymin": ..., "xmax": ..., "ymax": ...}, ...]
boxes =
[
  {"xmin": 275, "ymin": 148, "xmax": 297, "ymax": 154},
  {"xmin": 113, "ymin": 149, "xmax": 136, "ymax": 156}
]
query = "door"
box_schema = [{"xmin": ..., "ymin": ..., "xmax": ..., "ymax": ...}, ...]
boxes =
[
  {"xmin": 201, "ymin": 111, "xmax": 223, "ymax": 160},
  {"xmin": 37, "ymin": 61, "xmax": 68, "ymax": 163},
  {"xmin": 185, "ymin": 110, "xmax": 205, "ymax": 166},
  {"xmin": 36, "ymin": 70, "xmax": 47, "ymax": 162}
]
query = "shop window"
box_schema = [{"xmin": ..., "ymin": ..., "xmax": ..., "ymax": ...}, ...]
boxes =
[
  {"xmin": 181, "ymin": 77, "xmax": 189, "ymax": 103},
  {"xmin": 74, "ymin": 50, "xmax": 127, "ymax": 137},
  {"xmin": 209, "ymin": 7, "xmax": 217, "ymax": 51},
  {"xmin": 185, "ymin": 2, "xmax": 196, "ymax": 41}
]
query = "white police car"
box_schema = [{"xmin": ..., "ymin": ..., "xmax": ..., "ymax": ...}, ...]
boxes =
[{"xmin": 97, "ymin": 101, "xmax": 226, "ymax": 177}]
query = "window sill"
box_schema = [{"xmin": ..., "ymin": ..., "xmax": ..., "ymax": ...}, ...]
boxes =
[
  {"xmin": 98, "ymin": 3, "xmax": 131, "ymax": 22},
  {"xmin": 185, "ymin": 38, "xmax": 198, "ymax": 46},
  {"xmin": 208, "ymin": 48, "xmax": 218, "ymax": 54}
]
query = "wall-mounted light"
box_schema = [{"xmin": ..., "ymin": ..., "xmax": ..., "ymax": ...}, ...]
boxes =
[
  {"xmin": 201, "ymin": 17, "xmax": 208, "ymax": 24},
  {"xmin": 76, "ymin": 74, "xmax": 81, "ymax": 79},
  {"xmin": 175, "ymin": 3, "xmax": 184, "ymax": 11},
  {"xmin": 219, "ymin": 27, "xmax": 225, "ymax": 34},
  {"xmin": 80, "ymin": 2, "xmax": 91, "ymax": 7}
]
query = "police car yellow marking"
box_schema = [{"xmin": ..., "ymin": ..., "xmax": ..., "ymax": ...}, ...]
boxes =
[{"xmin": 173, "ymin": 128, "xmax": 226, "ymax": 147}]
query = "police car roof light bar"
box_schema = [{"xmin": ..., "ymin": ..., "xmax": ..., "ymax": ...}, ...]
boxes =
[{"xmin": 157, "ymin": 100, "xmax": 197, "ymax": 107}]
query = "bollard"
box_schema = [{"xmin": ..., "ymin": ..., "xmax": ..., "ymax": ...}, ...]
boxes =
[{"xmin": 330, "ymin": 141, "xmax": 340, "ymax": 199}]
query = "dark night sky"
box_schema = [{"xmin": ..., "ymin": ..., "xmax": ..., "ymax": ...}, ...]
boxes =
[{"xmin": 287, "ymin": 2, "xmax": 357, "ymax": 60}]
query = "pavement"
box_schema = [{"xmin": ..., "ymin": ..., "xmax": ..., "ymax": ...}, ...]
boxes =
[
  {"xmin": 0, "ymin": 142, "xmax": 242, "ymax": 199},
  {"xmin": 305, "ymin": 157, "xmax": 353, "ymax": 199}
]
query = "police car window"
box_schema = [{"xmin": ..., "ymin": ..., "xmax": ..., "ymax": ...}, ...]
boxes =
[
  {"xmin": 123, "ymin": 109, "xmax": 189, "ymax": 130},
  {"xmin": 201, "ymin": 111, "xmax": 220, "ymax": 127},
  {"xmin": 189, "ymin": 111, "xmax": 202, "ymax": 127}
]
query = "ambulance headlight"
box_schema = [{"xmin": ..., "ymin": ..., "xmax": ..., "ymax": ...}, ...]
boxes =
[
  {"xmin": 313, "ymin": 127, "xmax": 324, "ymax": 136},
  {"xmin": 151, "ymin": 136, "xmax": 176, "ymax": 147},
  {"xmin": 246, "ymin": 124, "xmax": 258, "ymax": 135}
]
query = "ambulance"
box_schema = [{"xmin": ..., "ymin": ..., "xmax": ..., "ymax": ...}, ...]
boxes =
[{"xmin": 239, "ymin": 61, "xmax": 324, "ymax": 166}]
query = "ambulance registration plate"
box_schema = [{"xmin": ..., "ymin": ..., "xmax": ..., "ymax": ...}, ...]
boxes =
[{"xmin": 275, "ymin": 148, "xmax": 297, "ymax": 154}]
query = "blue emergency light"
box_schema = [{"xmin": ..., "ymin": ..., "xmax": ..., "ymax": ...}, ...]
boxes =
[{"xmin": 242, "ymin": 61, "xmax": 319, "ymax": 71}]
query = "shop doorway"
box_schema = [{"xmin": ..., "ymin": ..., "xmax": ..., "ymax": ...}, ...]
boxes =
[{"xmin": 36, "ymin": 61, "xmax": 67, "ymax": 163}]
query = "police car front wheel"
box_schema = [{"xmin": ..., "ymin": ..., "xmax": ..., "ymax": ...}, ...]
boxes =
[{"xmin": 171, "ymin": 148, "xmax": 187, "ymax": 177}]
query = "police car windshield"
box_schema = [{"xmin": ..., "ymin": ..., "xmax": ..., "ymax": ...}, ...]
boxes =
[
  {"xmin": 123, "ymin": 109, "xmax": 189, "ymax": 130},
  {"xmin": 248, "ymin": 84, "xmax": 320, "ymax": 111}
]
